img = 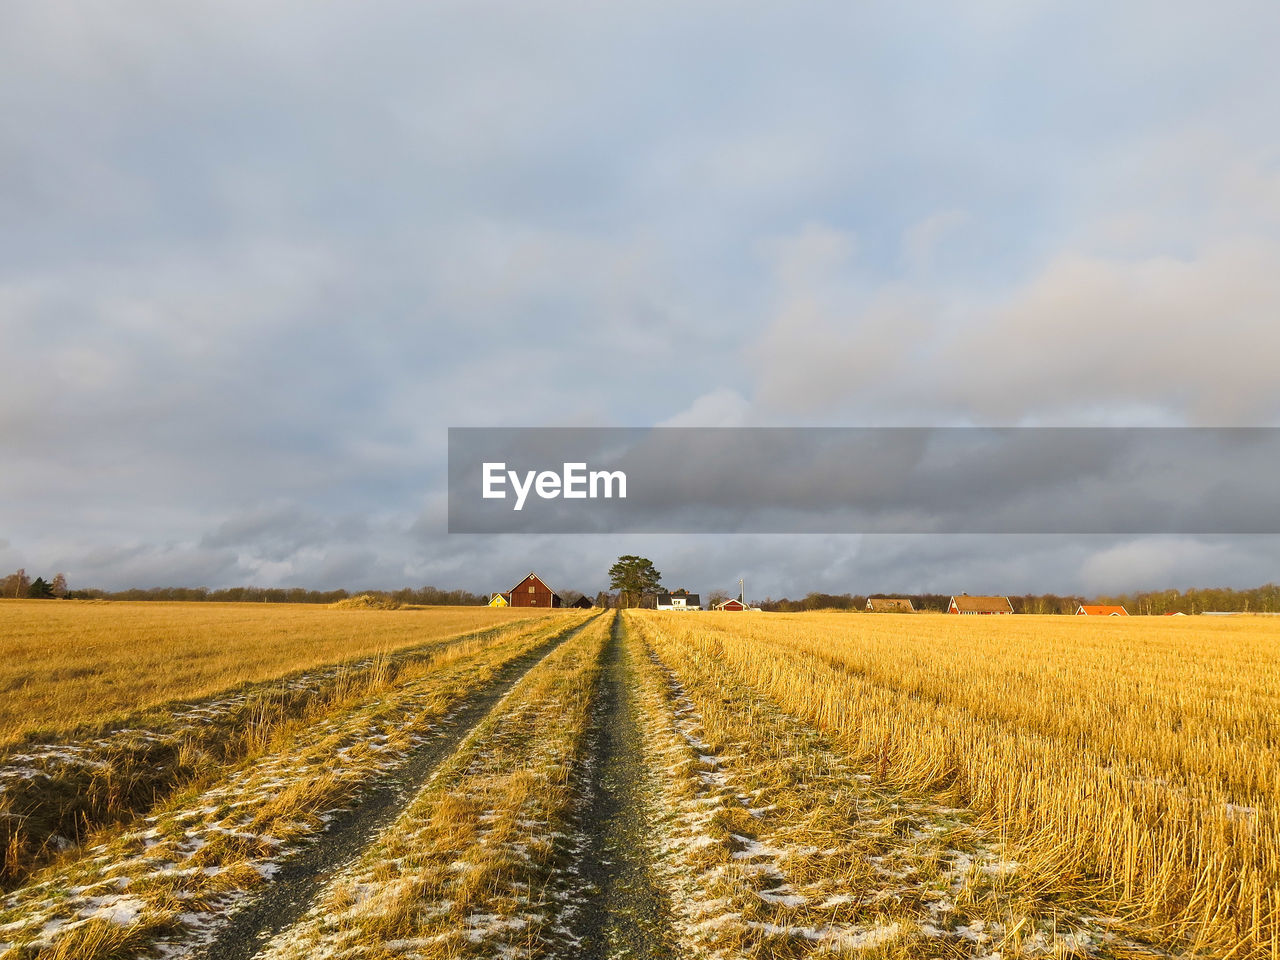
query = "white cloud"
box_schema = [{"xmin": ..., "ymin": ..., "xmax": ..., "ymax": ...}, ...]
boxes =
[
  {"xmin": 657, "ymin": 389, "xmax": 752, "ymax": 428},
  {"xmin": 936, "ymin": 238, "xmax": 1280, "ymax": 423}
]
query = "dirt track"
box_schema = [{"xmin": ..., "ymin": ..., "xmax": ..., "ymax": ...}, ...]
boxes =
[{"xmin": 572, "ymin": 614, "xmax": 676, "ymax": 958}]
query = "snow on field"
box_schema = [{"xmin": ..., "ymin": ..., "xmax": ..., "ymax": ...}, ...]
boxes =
[
  {"xmin": 0, "ymin": 668, "xmax": 462, "ymax": 956},
  {"xmin": 252, "ymin": 628, "xmax": 602, "ymax": 960},
  {"xmin": 634, "ymin": 631, "xmax": 1155, "ymax": 959},
  {"xmin": 0, "ymin": 621, "xmax": 581, "ymax": 958},
  {"xmin": 632, "ymin": 654, "xmax": 911, "ymax": 956},
  {"xmin": 0, "ymin": 657, "xmax": 388, "ymax": 798}
]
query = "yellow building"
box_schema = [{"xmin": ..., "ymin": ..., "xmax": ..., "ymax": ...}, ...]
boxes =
[{"xmin": 488, "ymin": 593, "xmax": 509, "ymax": 607}]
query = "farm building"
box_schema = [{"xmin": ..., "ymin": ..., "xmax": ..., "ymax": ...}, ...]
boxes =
[
  {"xmin": 488, "ymin": 593, "xmax": 510, "ymax": 607},
  {"xmin": 866, "ymin": 597, "xmax": 915, "ymax": 613},
  {"xmin": 947, "ymin": 595, "xmax": 1013, "ymax": 615},
  {"xmin": 1165, "ymin": 611, "xmax": 1188, "ymax": 616},
  {"xmin": 505, "ymin": 572, "xmax": 562, "ymax": 608},
  {"xmin": 713, "ymin": 578, "xmax": 758, "ymax": 612},
  {"xmin": 657, "ymin": 590, "xmax": 701, "ymax": 611},
  {"xmin": 1076, "ymin": 604, "xmax": 1129, "ymax": 616},
  {"xmin": 571, "ymin": 595, "xmax": 595, "ymax": 609}
]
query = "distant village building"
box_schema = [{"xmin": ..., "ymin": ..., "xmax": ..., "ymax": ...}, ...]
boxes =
[
  {"xmin": 657, "ymin": 589, "xmax": 701, "ymax": 611},
  {"xmin": 1165, "ymin": 611, "xmax": 1188, "ymax": 616},
  {"xmin": 713, "ymin": 577, "xmax": 758, "ymax": 611},
  {"xmin": 488, "ymin": 593, "xmax": 510, "ymax": 607},
  {"xmin": 571, "ymin": 595, "xmax": 595, "ymax": 609},
  {"xmin": 947, "ymin": 595, "xmax": 1013, "ymax": 615},
  {"xmin": 505, "ymin": 572, "xmax": 562, "ymax": 608},
  {"xmin": 1076, "ymin": 604, "xmax": 1129, "ymax": 616},
  {"xmin": 865, "ymin": 597, "xmax": 916, "ymax": 613}
]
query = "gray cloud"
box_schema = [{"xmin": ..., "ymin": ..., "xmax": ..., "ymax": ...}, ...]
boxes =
[
  {"xmin": 2, "ymin": 1, "xmax": 1279, "ymax": 593},
  {"xmin": 200, "ymin": 505, "xmax": 368, "ymax": 562}
]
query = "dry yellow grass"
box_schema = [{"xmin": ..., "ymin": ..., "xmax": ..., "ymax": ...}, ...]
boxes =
[
  {"xmin": 0, "ymin": 609, "xmax": 586, "ymax": 893},
  {"xmin": 0, "ymin": 600, "xmax": 550, "ymax": 745},
  {"xmin": 0, "ymin": 615, "xmax": 592, "ymax": 958},
  {"xmin": 635, "ymin": 610, "xmax": 1280, "ymax": 959}
]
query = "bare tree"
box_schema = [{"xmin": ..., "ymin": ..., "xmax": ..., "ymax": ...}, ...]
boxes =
[{"xmin": 1, "ymin": 569, "xmax": 30, "ymax": 599}]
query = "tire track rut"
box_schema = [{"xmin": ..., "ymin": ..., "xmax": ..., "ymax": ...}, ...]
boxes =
[
  {"xmin": 193, "ymin": 614, "xmax": 599, "ymax": 960},
  {"xmin": 573, "ymin": 612, "xmax": 676, "ymax": 959}
]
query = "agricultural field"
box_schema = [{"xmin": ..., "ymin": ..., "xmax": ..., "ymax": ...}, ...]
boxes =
[
  {"xmin": 0, "ymin": 600, "xmax": 540, "ymax": 746},
  {"xmin": 0, "ymin": 605, "xmax": 1276, "ymax": 959}
]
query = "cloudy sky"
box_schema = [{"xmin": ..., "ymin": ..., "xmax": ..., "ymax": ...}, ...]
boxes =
[{"xmin": 3, "ymin": 1, "xmax": 1280, "ymax": 598}]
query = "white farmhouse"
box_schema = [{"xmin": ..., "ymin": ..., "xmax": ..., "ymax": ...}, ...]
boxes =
[{"xmin": 656, "ymin": 589, "xmax": 701, "ymax": 611}]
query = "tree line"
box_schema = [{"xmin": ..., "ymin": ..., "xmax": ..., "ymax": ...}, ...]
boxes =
[
  {"xmin": 1091, "ymin": 583, "xmax": 1280, "ymax": 615},
  {"xmin": 8, "ymin": 557, "xmax": 1280, "ymax": 614},
  {"xmin": 758, "ymin": 584, "xmax": 1280, "ymax": 614},
  {"xmin": 0, "ymin": 572, "xmax": 490, "ymax": 606},
  {"xmin": 1, "ymin": 569, "xmax": 68, "ymax": 599}
]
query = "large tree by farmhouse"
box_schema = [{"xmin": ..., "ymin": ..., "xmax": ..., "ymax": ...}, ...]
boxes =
[{"xmin": 608, "ymin": 555, "xmax": 662, "ymax": 609}]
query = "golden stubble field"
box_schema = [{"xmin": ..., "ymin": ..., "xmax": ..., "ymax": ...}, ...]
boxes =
[
  {"xmin": 637, "ymin": 610, "xmax": 1280, "ymax": 958},
  {"xmin": 1, "ymin": 602, "xmax": 1276, "ymax": 959},
  {"xmin": 0, "ymin": 600, "xmax": 544, "ymax": 746}
]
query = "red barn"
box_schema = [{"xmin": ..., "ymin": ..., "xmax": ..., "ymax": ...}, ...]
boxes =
[
  {"xmin": 713, "ymin": 597, "xmax": 747, "ymax": 611},
  {"xmin": 506, "ymin": 572, "xmax": 562, "ymax": 608}
]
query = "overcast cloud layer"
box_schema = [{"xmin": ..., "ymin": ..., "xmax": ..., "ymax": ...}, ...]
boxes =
[{"xmin": 3, "ymin": 1, "xmax": 1280, "ymax": 597}]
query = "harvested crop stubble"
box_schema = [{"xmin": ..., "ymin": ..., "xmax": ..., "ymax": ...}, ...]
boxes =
[
  {"xmin": 637, "ymin": 610, "xmax": 1280, "ymax": 959},
  {"xmin": 629, "ymin": 612, "xmax": 1164, "ymax": 958},
  {"xmin": 0, "ymin": 615, "xmax": 587, "ymax": 960},
  {"xmin": 257, "ymin": 612, "xmax": 612, "ymax": 960},
  {"xmin": 0, "ymin": 611, "xmax": 584, "ymax": 890},
  {"xmin": 0, "ymin": 600, "xmax": 545, "ymax": 746}
]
